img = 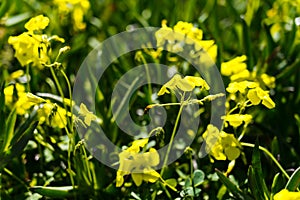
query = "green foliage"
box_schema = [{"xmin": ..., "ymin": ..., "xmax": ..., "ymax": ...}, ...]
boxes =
[{"xmin": 0, "ymin": 0, "xmax": 300, "ymax": 199}]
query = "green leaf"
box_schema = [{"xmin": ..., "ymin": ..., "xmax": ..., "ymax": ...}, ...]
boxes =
[
  {"xmin": 0, "ymin": 121, "xmax": 38, "ymax": 169},
  {"xmin": 248, "ymin": 140, "xmax": 270, "ymax": 200},
  {"xmin": 216, "ymin": 169, "xmax": 253, "ymax": 200},
  {"xmin": 4, "ymin": 12, "xmax": 32, "ymax": 27},
  {"xmin": 193, "ymin": 169, "xmax": 205, "ymax": 187},
  {"xmin": 30, "ymin": 186, "xmax": 76, "ymax": 198},
  {"xmin": 2, "ymin": 108, "xmax": 17, "ymax": 152},
  {"xmin": 270, "ymin": 173, "xmax": 285, "ymax": 199},
  {"xmin": 285, "ymin": 167, "xmax": 300, "ymax": 191},
  {"xmin": 0, "ymin": 0, "xmax": 9, "ymax": 19},
  {"xmin": 244, "ymin": 0, "xmax": 260, "ymax": 27},
  {"xmin": 165, "ymin": 178, "xmax": 177, "ymax": 188}
]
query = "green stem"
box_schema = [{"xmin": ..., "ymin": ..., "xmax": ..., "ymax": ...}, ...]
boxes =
[
  {"xmin": 241, "ymin": 142, "xmax": 290, "ymax": 179},
  {"xmin": 139, "ymin": 53, "xmax": 152, "ymax": 103},
  {"xmin": 26, "ymin": 64, "xmax": 30, "ymax": 92},
  {"xmin": 60, "ymin": 69, "xmax": 73, "ymax": 130},
  {"xmin": 160, "ymin": 103, "xmax": 185, "ymax": 177}
]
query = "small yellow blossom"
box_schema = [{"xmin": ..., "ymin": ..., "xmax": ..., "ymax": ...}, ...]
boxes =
[
  {"xmin": 37, "ymin": 102, "xmax": 68, "ymax": 129},
  {"xmin": 221, "ymin": 55, "xmax": 247, "ymax": 76},
  {"xmin": 78, "ymin": 103, "xmax": 97, "ymax": 126},
  {"xmin": 203, "ymin": 124, "xmax": 241, "ymax": 161},
  {"xmin": 4, "ymin": 83, "xmax": 25, "ymax": 105},
  {"xmin": 230, "ymin": 69, "xmax": 250, "ymax": 81},
  {"xmin": 226, "ymin": 81, "xmax": 258, "ymax": 94},
  {"xmin": 116, "ymin": 138, "xmax": 161, "ymax": 187},
  {"xmin": 8, "ymin": 70, "xmax": 24, "ymax": 80},
  {"xmin": 4, "ymin": 84, "xmax": 36, "ymax": 114},
  {"xmin": 157, "ymin": 74, "xmax": 209, "ymax": 96},
  {"xmin": 155, "ymin": 21, "xmax": 217, "ymax": 61},
  {"xmin": 247, "ymin": 87, "xmax": 275, "ymax": 109},
  {"xmin": 53, "ymin": 0, "xmax": 90, "ymax": 30},
  {"xmin": 222, "ymin": 114, "xmax": 252, "ymax": 127},
  {"xmin": 8, "ymin": 33, "xmax": 49, "ymax": 67},
  {"xmin": 24, "ymin": 15, "xmax": 49, "ymax": 32},
  {"xmin": 260, "ymin": 73, "xmax": 276, "ymax": 88},
  {"xmin": 273, "ymin": 189, "xmax": 300, "ymax": 200}
]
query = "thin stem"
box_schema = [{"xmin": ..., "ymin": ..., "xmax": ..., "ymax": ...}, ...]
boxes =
[
  {"xmin": 139, "ymin": 53, "xmax": 152, "ymax": 103},
  {"xmin": 49, "ymin": 66, "xmax": 65, "ymax": 103},
  {"xmin": 160, "ymin": 103, "xmax": 185, "ymax": 177},
  {"xmin": 26, "ymin": 64, "xmax": 30, "ymax": 92},
  {"xmin": 60, "ymin": 69, "xmax": 73, "ymax": 130},
  {"xmin": 241, "ymin": 142, "xmax": 290, "ymax": 179}
]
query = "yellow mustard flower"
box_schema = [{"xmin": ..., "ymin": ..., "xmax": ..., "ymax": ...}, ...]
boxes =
[
  {"xmin": 37, "ymin": 102, "xmax": 68, "ymax": 129},
  {"xmin": 53, "ymin": 0, "xmax": 90, "ymax": 30},
  {"xmin": 221, "ymin": 55, "xmax": 247, "ymax": 76},
  {"xmin": 4, "ymin": 83, "xmax": 25, "ymax": 105},
  {"xmin": 273, "ymin": 189, "xmax": 300, "ymax": 200},
  {"xmin": 247, "ymin": 87, "xmax": 275, "ymax": 109},
  {"xmin": 157, "ymin": 74, "xmax": 209, "ymax": 96},
  {"xmin": 6, "ymin": 70, "xmax": 24, "ymax": 81},
  {"xmin": 222, "ymin": 114, "xmax": 252, "ymax": 128},
  {"xmin": 24, "ymin": 15, "xmax": 49, "ymax": 32},
  {"xmin": 260, "ymin": 73, "xmax": 276, "ymax": 88},
  {"xmin": 78, "ymin": 103, "xmax": 97, "ymax": 126},
  {"xmin": 8, "ymin": 33, "xmax": 49, "ymax": 67},
  {"xmin": 155, "ymin": 21, "xmax": 217, "ymax": 61},
  {"xmin": 116, "ymin": 138, "xmax": 161, "ymax": 187},
  {"xmin": 226, "ymin": 81, "xmax": 258, "ymax": 94},
  {"xmin": 4, "ymin": 84, "xmax": 36, "ymax": 114},
  {"xmin": 203, "ymin": 124, "xmax": 241, "ymax": 161}
]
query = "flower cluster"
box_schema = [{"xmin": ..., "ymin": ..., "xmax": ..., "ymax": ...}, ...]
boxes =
[
  {"xmin": 8, "ymin": 15, "xmax": 64, "ymax": 69},
  {"xmin": 116, "ymin": 138, "xmax": 161, "ymax": 187},
  {"xmin": 221, "ymin": 55, "xmax": 275, "ymax": 109},
  {"xmin": 157, "ymin": 74, "xmax": 210, "ymax": 96},
  {"xmin": 155, "ymin": 20, "xmax": 217, "ymax": 61},
  {"xmin": 53, "ymin": 0, "xmax": 90, "ymax": 30},
  {"xmin": 202, "ymin": 124, "xmax": 241, "ymax": 161}
]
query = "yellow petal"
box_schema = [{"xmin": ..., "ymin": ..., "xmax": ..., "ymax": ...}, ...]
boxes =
[
  {"xmin": 274, "ymin": 189, "xmax": 300, "ymax": 200},
  {"xmin": 262, "ymin": 97, "xmax": 275, "ymax": 109},
  {"xmin": 25, "ymin": 15, "xmax": 50, "ymax": 31},
  {"xmin": 224, "ymin": 146, "xmax": 240, "ymax": 160},
  {"xmin": 143, "ymin": 169, "xmax": 160, "ymax": 183},
  {"xmin": 131, "ymin": 173, "xmax": 143, "ymax": 186},
  {"xmin": 247, "ymin": 89, "xmax": 261, "ymax": 105}
]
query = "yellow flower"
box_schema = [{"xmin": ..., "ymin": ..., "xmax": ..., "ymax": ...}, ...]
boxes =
[
  {"xmin": 8, "ymin": 33, "xmax": 48, "ymax": 67},
  {"xmin": 260, "ymin": 73, "xmax": 276, "ymax": 88},
  {"xmin": 116, "ymin": 138, "xmax": 160, "ymax": 187},
  {"xmin": 203, "ymin": 124, "xmax": 241, "ymax": 161},
  {"xmin": 53, "ymin": 0, "xmax": 90, "ymax": 30},
  {"xmin": 247, "ymin": 87, "xmax": 275, "ymax": 109},
  {"xmin": 157, "ymin": 74, "xmax": 209, "ymax": 96},
  {"xmin": 24, "ymin": 15, "xmax": 49, "ymax": 32},
  {"xmin": 273, "ymin": 189, "xmax": 300, "ymax": 200},
  {"xmin": 230, "ymin": 69, "xmax": 250, "ymax": 81},
  {"xmin": 37, "ymin": 102, "xmax": 68, "ymax": 129},
  {"xmin": 78, "ymin": 103, "xmax": 97, "ymax": 126},
  {"xmin": 4, "ymin": 84, "xmax": 36, "ymax": 114},
  {"xmin": 221, "ymin": 55, "xmax": 247, "ymax": 76},
  {"xmin": 226, "ymin": 81, "xmax": 258, "ymax": 94},
  {"xmin": 4, "ymin": 83, "xmax": 25, "ymax": 105},
  {"xmin": 155, "ymin": 20, "xmax": 217, "ymax": 61},
  {"xmin": 184, "ymin": 76, "xmax": 210, "ymax": 90},
  {"xmin": 222, "ymin": 114, "xmax": 252, "ymax": 128}
]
